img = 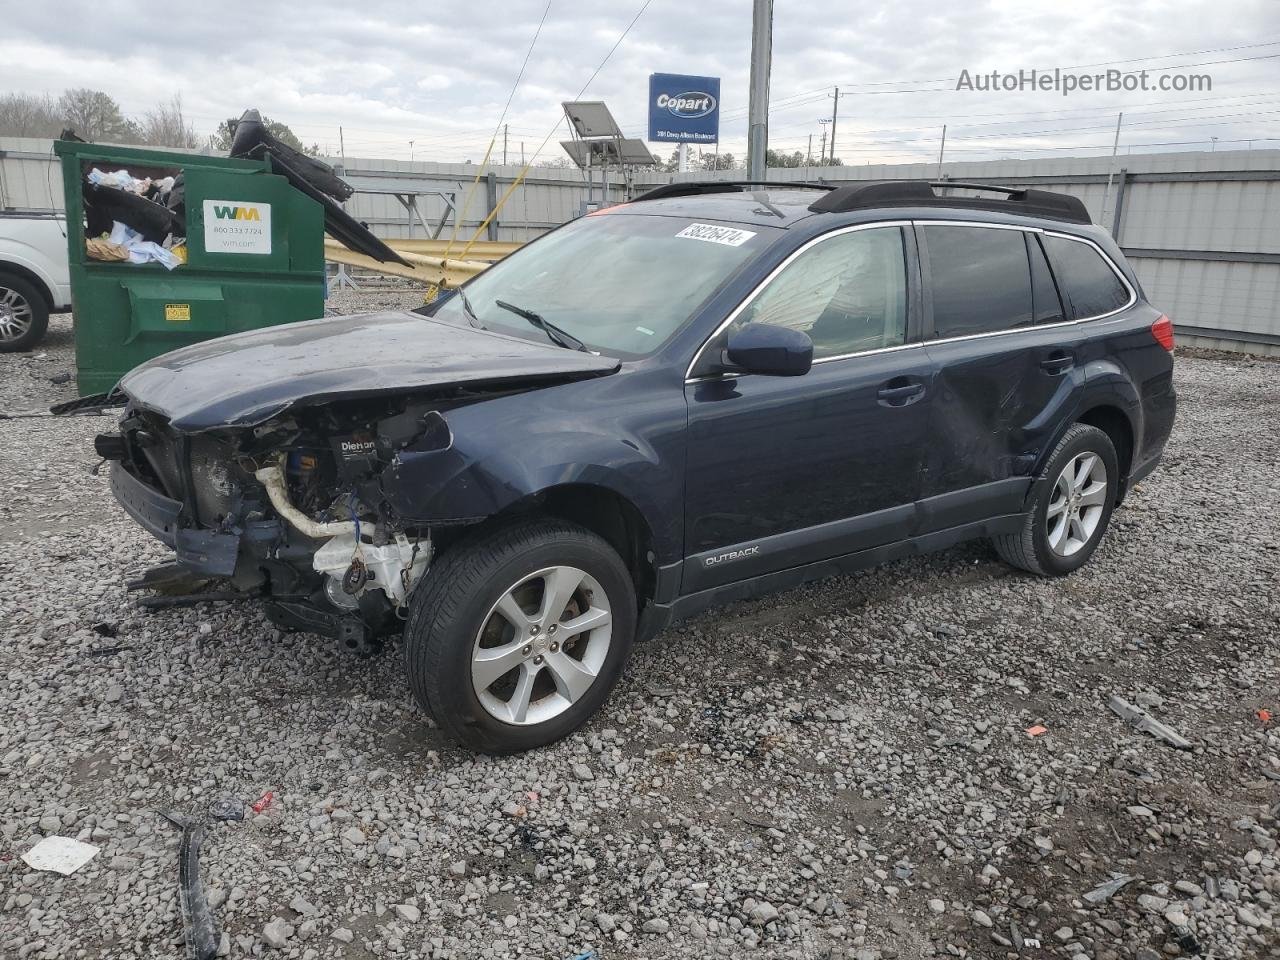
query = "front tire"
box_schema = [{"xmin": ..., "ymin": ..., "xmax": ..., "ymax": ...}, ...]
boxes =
[
  {"xmin": 404, "ymin": 519, "xmax": 636, "ymax": 753},
  {"xmin": 993, "ymin": 423, "xmax": 1119, "ymax": 576},
  {"xmin": 0, "ymin": 272, "xmax": 50, "ymax": 353}
]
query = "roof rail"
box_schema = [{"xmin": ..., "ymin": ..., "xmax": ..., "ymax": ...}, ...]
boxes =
[
  {"xmin": 807, "ymin": 180, "xmax": 1091, "ymax": 224},
  {"xmin": 632, "ymin": 180, "xmax": 838, "ymax": 203}
]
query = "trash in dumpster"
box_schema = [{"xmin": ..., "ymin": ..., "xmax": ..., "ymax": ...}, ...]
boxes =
[
  {"xmin": 1107, "ymin": 695, "xmax": 1192, "ymax": 750},
  {"xmin": 85, "ymin": 237, "xmax": 128, "ymax": 262},
  {"xmin": 228, "ymin": 108, "xmax": 408, "ymax": 267},
  {"xmin": 159, "ymin": 810, "xmax": 220, "ymax": 960},
  {"xmin": 1083, "ymin": 873, "xmax": 1136, "ymax": 904},
  {"xmin": 22, "ymin": 836, "xmax": 100, "ymax": 875},
  {"xmin": 84, "ymin": 182, "xmax": 183, "ymax": 245},
  {"xmin": 104, "ymin": 221, "xmax": 181, "ymax": 270}
]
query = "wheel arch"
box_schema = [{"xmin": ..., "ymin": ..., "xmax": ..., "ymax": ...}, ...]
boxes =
[
  {"xmin": 0, "ymin": 261, "xmax": 56, "ymax": 311},
  {"xmin": 1076, "ymin": 404, "xmax": 1136, "ymax": 499},
  {"xmin": 458, "ymin": 482, "xmax": 660, "ymax": 612}
]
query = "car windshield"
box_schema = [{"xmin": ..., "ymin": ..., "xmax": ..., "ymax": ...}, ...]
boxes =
[{"xmin": 432, "ymin": 212, "xmax": 775, "ymax": 357}]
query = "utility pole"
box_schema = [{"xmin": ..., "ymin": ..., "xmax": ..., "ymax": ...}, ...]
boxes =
[
  {"xmin": 503, "ymin": 124, "xmax": 509, "ymax": 165},
  {"xmin": 746, "ymin": 0, "xmax": 773, "ymax": 180},
  {"xmin": 818, "ymin": 127, "xmax": 828, "ymax": 167},
  {"xmin": 521, "ymin": 141, "xmax": 526, "ymax": 164},
  {"xmin": 1100, "ymin": 112, "xmax": 1124, "ymax": 230},
  {"xmin": 828, "ymin": 86, "xmax": 839, "ymax": 163},
  {"xmin": 338, "ymin": 126, "xmax": 346, "ymax": 164},
  {"xmin": 409, "ymin": 140, "xmax": 415, "ymax": 162},
  {"xmin": 806, "ymin": 133, "xmax": 813, "ymax": 166},
  {"xmin": 936, "ymin": 124, "xmax": 947, "ymax": 178}
]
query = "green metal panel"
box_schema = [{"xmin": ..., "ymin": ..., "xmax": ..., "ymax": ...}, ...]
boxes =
[{"xmin": 54, "ymin": 140, "xmax": 325, "ymax": 396}]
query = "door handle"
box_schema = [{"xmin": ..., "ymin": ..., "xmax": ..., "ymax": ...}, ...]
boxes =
[
  {"xmin": 877, "ymin": 381, "xmax": 925, "ymax": 406},
  {"xmin": 1039, "ymin": 351, "xmax": 1074, "ymax": 375}
]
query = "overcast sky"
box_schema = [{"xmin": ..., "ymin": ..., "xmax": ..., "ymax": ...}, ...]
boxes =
[{"xmin": 6, "ymin": 0, "xmax": 1280, "ymax": 165}]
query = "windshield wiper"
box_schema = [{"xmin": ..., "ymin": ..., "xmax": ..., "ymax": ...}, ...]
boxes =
[{"xmin": 494, "ymin": 299, "xmax": 590, "ymax": 352}]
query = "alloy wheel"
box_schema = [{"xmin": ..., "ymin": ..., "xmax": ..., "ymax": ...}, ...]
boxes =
[
  {"xmin": 1046, "ymin": 451, "xmax": 1108, "ymax": 557},
  {"xmin": 471, "ymin": 565, "xmax": 613, "ymax": 725},
  {"xmin": 0, "ymin": 286, "xmax": 34, "ymax": 343}
]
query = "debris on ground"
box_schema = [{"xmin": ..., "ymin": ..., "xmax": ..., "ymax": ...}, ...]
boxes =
[
  {"xmin": 2, "ymin": 309, "xmax": 1277, "ymax": 959},
  {"xmin": 1025, "ymin": 724, "xmax": 1048, "ymax": 737},
  {"xmin": 159, "ymin": 810, "xmax": 219, "ymax": 960},
  {"xmin": 1083, "ymin": 873, "xmax": 1137, "ymax": 904},
  {"xmin": 1107, "ymin": 695, "xmax": 1193, "ymax": 750},
  {"xmin": 208, "ymin": 798, "xmax": 245, "ymax": 821},
  {"xmin": 250, "ymin": 790, "xmax": 273, "ymax": 814},
  {"xmin": 21, "ymin": 836, "xmax": 100, "ymax": 875}
]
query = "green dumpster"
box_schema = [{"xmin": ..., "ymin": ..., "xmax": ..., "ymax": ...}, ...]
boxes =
[{"xmin": 55, "ymin": 140, "xmax": 325, "ymax": 396}]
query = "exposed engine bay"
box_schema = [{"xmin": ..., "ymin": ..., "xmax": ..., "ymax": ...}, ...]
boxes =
[{"xmin": 101, "ymin": 389, "xmax": 484, "ymax": 654}]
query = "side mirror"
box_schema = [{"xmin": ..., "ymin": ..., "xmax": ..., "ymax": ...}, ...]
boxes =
[{"xmin": 724, "ymin": 323, "xmax": 813, "ymax": 377}]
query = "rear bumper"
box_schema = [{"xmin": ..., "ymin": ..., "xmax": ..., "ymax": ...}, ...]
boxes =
[{"xmin": 109, "ymin": 462, "xmax": 240, "ymax": 576}]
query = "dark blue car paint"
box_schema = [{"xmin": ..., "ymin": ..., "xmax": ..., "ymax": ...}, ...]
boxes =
[
  {"xmin": 111, "ymin": 188, "xmax": 1176, "ymax": 629},
  {"xmin": 392, "ymin": 196, "xmax": 1175, "ymax": 613}
]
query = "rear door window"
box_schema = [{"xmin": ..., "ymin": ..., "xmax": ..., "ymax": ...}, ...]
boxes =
[
  {"xmin": 924, "ymin": 225, "xmax": 1033, "ymax": 338},
  {"xmin": 1040, "ymin": 234, "xmax": 1131, "ymax": 319}
]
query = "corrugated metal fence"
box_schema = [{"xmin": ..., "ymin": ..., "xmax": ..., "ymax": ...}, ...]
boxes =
[{"xmin": 4, "ymin": 137, "xmax": 1277, "ymax": 354}]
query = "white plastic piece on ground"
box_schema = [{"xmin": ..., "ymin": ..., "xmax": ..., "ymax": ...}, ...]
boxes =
[
  {"xmin": 313, "ymin": 532, "xmax": 430, "ymax": 607},
  {"xmin": 22, "ymin": 836, "xmax": 100, "ymax": 875}
]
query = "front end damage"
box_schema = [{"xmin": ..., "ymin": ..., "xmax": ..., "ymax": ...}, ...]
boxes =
[{"xmin": 102, "ymin": 392, "xmax": 467, "ymax": 653}]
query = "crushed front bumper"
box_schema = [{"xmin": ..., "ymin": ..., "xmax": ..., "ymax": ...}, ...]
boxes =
[{"xmin": 109, "ymin": 462, "xmax": 241, "ymax": 576}]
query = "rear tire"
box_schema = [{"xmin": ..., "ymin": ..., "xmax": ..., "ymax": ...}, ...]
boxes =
[
  {"xmin": 993, "ymin": 423, "xmax": 1119, "ymax": 576},
  {"xmin": 404, "ymin": 518, "xmax": 636, "ymax": 754},
  {"xmin": 0, "ymin": 272, "xmax": 50, "ymax": 353}
]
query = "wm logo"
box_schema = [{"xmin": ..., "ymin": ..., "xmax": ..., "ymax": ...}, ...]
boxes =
[{"xmin": 212, "ymin": 205, "xmax": 261, "ymax": 221}]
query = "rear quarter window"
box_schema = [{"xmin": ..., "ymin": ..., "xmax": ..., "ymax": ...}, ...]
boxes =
[{"xmin": 1041, "ymin": 235, "xmax": 1131, "ymax": 319}]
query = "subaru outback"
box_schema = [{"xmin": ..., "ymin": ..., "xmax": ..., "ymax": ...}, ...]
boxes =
[{"xmin": 83, "ymin": 179, "xmax": 1176, "ymax": 753}]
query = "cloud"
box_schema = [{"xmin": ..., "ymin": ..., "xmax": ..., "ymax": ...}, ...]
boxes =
[{"xmin": 5, "ymin": 0, "xmax": 1278, "ymax": 163}]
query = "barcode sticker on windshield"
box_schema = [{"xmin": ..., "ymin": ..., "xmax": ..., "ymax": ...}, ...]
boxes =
[{"xmin": 675, "ymin": 223, "xmax": 757, "ymax": 247}]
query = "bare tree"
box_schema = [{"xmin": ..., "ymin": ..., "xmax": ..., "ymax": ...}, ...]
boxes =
[
  {"xmin": 56, "ymin": 88, "xmax": 140, "ymax": 143},
  {"xmin": 0, "ymin": 93, "xmax": 62, "ymax": 138},
  {"xmin": 140, "ymin": 95, "xmax": 198, "ymax": 148}
]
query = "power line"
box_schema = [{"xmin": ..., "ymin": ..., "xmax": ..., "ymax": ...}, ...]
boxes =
[{"xmin": 713, "ymin": 44, "xmax": 1280, "ymax": 124}]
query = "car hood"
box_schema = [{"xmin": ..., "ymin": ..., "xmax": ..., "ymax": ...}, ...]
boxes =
[{"xmin": 118, "ymin": 311, "xmax": 621, "ymax": 432}]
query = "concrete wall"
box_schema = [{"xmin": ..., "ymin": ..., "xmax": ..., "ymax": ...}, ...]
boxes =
[{"xmin": 5, "ymin": 137, "xmax": 1278, "ymax": 354}]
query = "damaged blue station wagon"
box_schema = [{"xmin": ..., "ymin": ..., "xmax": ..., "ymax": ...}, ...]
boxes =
[{"xmin": 90, "ymin": 180, "xmax": 1176, "ymax": 753}]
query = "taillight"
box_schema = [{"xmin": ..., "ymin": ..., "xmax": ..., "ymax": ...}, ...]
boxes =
[{"xmin": 1151, "ymin": 314, "xmax": 1175, "ymax": 351}]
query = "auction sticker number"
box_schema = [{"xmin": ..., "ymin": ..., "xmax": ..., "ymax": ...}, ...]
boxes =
[{"xmin": 675, "ymin": 223, "xmax": 757, "ymax": 247}]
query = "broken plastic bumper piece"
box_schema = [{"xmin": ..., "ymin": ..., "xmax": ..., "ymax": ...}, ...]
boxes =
[{"xmin": 109, "ymin": 463, "xmax": 240, "ymax": 577}]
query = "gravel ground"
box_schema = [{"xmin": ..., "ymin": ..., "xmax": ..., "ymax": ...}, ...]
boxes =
[{"xmin": 2, "ymin": 292, "xmax": 1278, "ymax": 960}]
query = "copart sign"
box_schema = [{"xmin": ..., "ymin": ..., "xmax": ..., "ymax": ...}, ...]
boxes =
[{"xmin": 648, "ymin": 73, "xmax": 720, "ymax": 144}]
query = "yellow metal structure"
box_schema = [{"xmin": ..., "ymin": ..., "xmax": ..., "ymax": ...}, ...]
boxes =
[
  {"xmin": 323, "ymin": 239, "xmax": 492, "ymax": 288},
  {"xmin": 386, "ymin": 238, "xmax": 524, "ymax": 261}
]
